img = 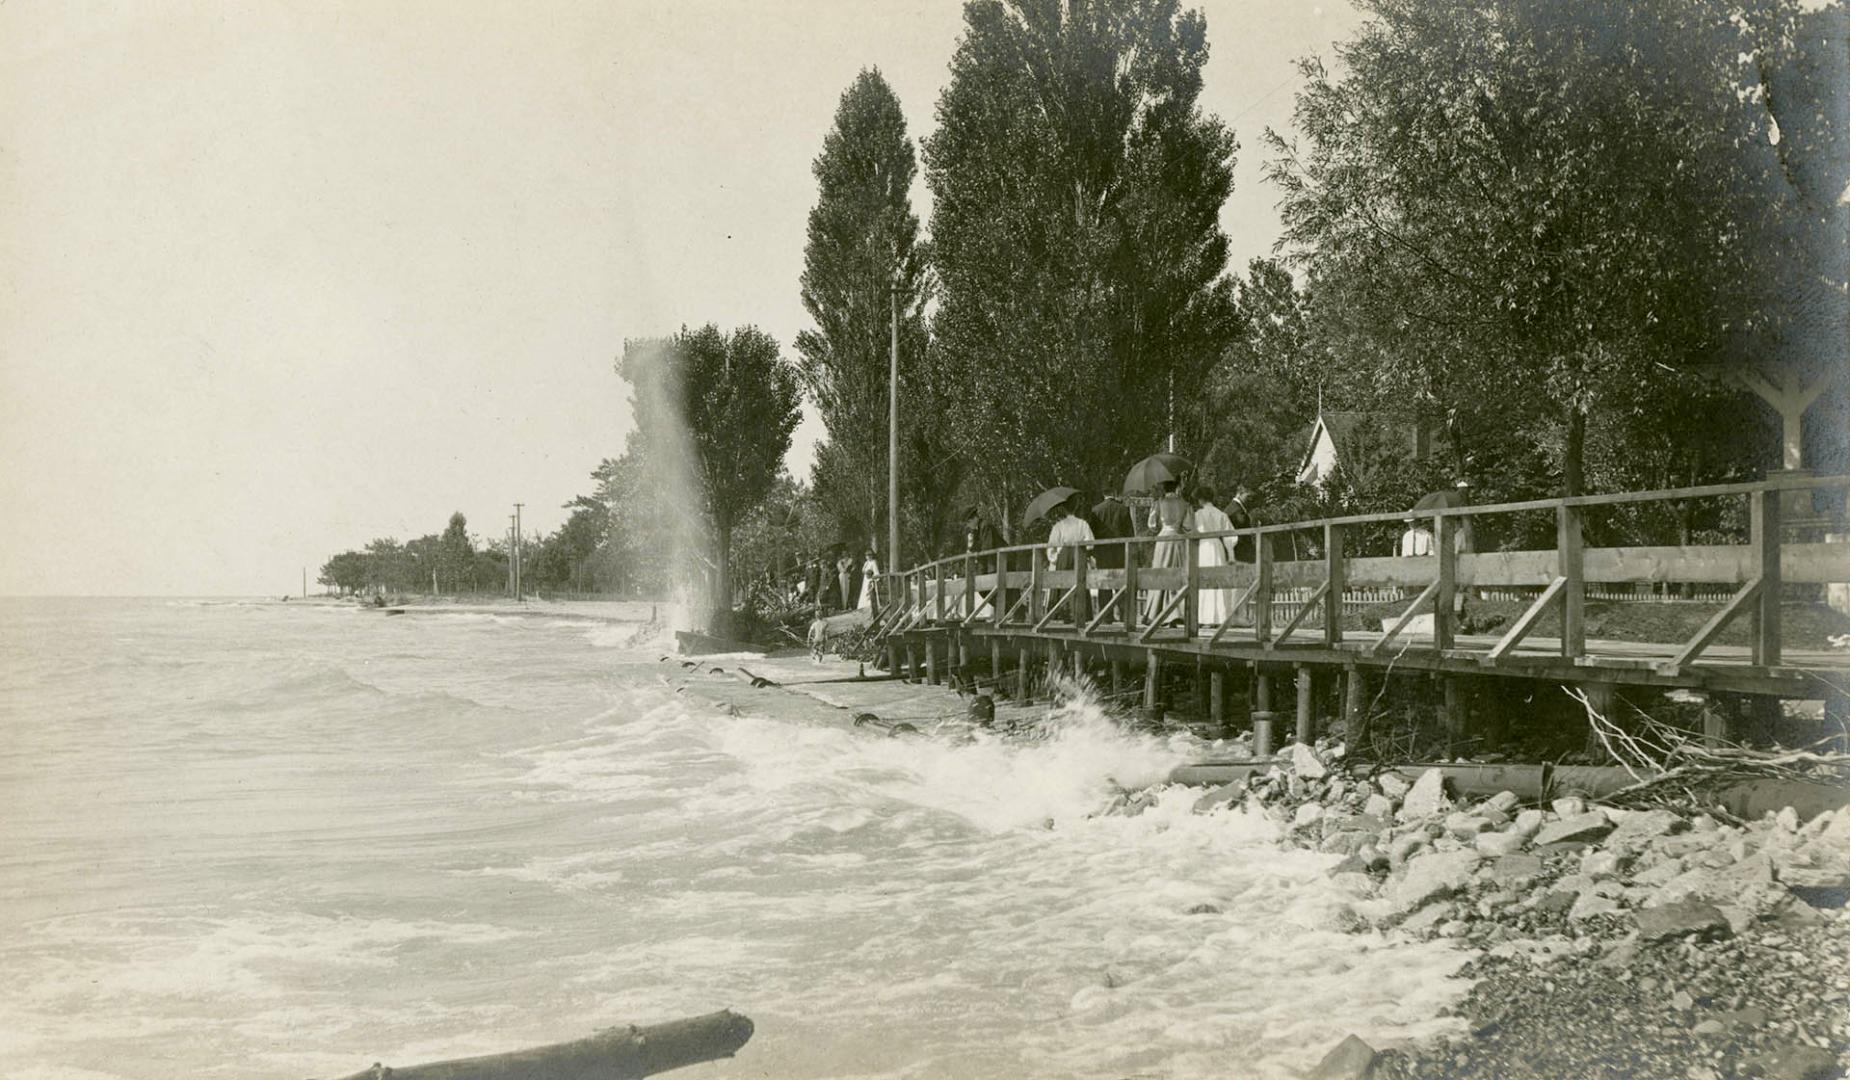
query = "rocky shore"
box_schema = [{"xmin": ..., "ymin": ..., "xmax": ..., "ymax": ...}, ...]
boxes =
[{"xmin": 1181, "ymin": 742, "xmax": 1850, "ymax": 1079}]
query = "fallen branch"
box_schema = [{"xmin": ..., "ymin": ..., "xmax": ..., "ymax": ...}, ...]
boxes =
[
  {"xmin": 1569, "ymin": 687, "xmax": 1850, "ymax": 813},
  {"xmin": 319, "ymin": 1009, "xmax": 754, "ymax": 1080}
]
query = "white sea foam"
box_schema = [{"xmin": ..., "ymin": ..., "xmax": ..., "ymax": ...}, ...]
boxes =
[{"xmin": 0, "ymin": 598, "xmax": 1477, "ymax": 1080}]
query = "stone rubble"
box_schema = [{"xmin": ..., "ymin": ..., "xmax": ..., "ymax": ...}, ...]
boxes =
[{"xmin": 1181, "ymin": 739, "xmax": 1850, "ymax": 1079}]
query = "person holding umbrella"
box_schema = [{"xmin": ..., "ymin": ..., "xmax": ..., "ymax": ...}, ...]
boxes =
[
  {"xmin": 1090, "ymin": 495, "xmax": 1132, "ymax": 612},
  {"xmin": 1047, "ymin": 492, "xmax": 1095, "ymax": 623},
  {"xmin": 1191, "ymin": 483, "xmax": 1238, "ymax": 626},
  {"xmin": 1142, "ymin": 479, "xmax": 1193, "ymax": 623}
]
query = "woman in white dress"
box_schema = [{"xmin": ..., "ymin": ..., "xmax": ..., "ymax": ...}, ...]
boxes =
[
  {"xmin": 1191, "ymin": 485, "xmax": 1238, "ymax": 626},
  {"xmin": 857, "ymin": 549, "xmax": 879, "ymax": 612}
]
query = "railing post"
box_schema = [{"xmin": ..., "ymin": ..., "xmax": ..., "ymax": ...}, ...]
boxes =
[
  {"xmin": 935, "ymin": 560, "xmax": 947, "ymax": 624},
  {"xmin": 1074, "ymin": 540, "xmax": 1090, "ymax": 631},
  {"xmin": 1556, "ymin": 503, "xmax": 1584, "ymax": 658},
  {"xmin": 1752, "ymin": 489, "xmax": 1782, "ymax": 666},
  {"xmin": 963, "ymin": 552, "xmax": 975, "ymax": 619},
  {"xmin": 1253, "ymin": 532, "xmax": 1274, "ymax": 646},
  {"xmin": 993, "ymin": 551, "xmax": 1007, "ymax": 628},
  {"xmin": 1183, "ymin": 534, "xmax": 1200, "ymax": 639},
  {"xmin": 1123, "ymin": 538, "xmax": 1139, "ymax": 636},
  {"xmin": 1028, "ymin": 548, "xmax": 1044, "ymax": 624},
  {"xmin": 1323, "ymin": 522, "xmax": 1345, "ymax": 647},
  {"xmin": 1433, "ymin": 513, "xmax": 1454, "ymax": 652}
]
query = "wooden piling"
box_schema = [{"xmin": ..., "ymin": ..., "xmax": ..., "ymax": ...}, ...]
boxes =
[
  {"xmin": 1441, "ymin": 676, "xmax": 1462, "ymax": 753},
  {"xmin": 1295, "ymin": 666, "xmax": 1313, "ymax": 744},
  {"xmin": 1342, "ymin": 665, "xmax": 1364, "ymax": 736},
  {"xmin": 1017, "ymin": 647, "xmax": 1031, "ymax": 701},
  {"xmin": 1144, "ymin": 649, "xmax": 1162, "ymax": 710},
  {"xmin": 1210, "ymin": 669, "xmax": 1226, "ymax": 732},
  {"xmin": 926, "ymin": 638, "xmax": 939, "ymax": 686}
]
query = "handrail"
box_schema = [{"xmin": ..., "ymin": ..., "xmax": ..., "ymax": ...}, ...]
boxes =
[
  {"xmin": 887, "ymin": 473, "xmax": 1849, "ymax": 577},
  {"xmin": 858, "ymin": 472, "xmax": 1849, "ymax": 675}
]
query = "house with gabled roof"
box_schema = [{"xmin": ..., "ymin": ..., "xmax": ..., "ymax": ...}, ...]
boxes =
[{"xmin": 1295, "ymin": 411, "xmax": 1442, "ymax": 488}]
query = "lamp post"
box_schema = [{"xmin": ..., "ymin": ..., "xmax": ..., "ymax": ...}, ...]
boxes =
[{"xmin": 888, "ymin": 266, "xmax": 900, "ymax": 575}]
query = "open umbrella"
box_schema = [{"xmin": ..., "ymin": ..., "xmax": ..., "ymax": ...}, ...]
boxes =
[
  {"xmin": 1122, "ymin": 453, "xmax": 1193, "ymax": 495},
  {"xmin": 1024, "ymin": 486, "xmax": 1080, "ymax": 525},
  {"xmin": 1410, "ymin": 489, "xmax": 1464, "ymax": 513}
]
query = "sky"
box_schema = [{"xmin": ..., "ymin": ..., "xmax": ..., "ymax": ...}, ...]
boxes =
[{"xmin": 0, "ymin": 0, "xmax": 1364, "ymax": 596}]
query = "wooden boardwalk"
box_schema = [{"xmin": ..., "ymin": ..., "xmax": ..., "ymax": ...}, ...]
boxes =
[{"xmin": 875, "ymin": 474, "xmax": 1850, "ymax": 740}]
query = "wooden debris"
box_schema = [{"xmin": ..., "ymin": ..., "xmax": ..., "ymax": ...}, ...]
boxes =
[{"xmin": 318, "ymin": 1009, "xmax": 753, "ymax": 1080}]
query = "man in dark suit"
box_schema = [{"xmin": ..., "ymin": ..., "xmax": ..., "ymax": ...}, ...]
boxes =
[{"xmin": 1089, "ymin": 495, "xmax": 1134, "ymax": 615}]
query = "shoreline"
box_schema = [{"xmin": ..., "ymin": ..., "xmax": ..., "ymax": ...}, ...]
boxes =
[
  {"xmin": 674, "ymin": 642, "xmax": 1850, "ymax": 1079},
  {"xmin": 313, "ymin": 593, "xmax": 665, "ymax": 625}
]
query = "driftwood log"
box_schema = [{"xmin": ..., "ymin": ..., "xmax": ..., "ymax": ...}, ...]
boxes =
[{"xmin": 320, "ymin": 1009, "xmax": 753, "ymax": 1080}]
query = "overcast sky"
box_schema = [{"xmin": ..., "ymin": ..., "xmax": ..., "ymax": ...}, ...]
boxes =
[{"xmin": 0, "ymin": 0, "xmax": 1363, "ymax": 596}]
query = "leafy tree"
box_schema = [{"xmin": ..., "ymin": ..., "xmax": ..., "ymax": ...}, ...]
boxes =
[
  {"xmin": 1265, "ymin": 0, "xmax": 1809, "ymax": 494},
  {"xmin": 1197, "ymin": 258, "xmax": 1346, "ymax": 492},
  {"xmin": 925, "ymin": 0, "xmax": 1239, "ymax": 532},
  {"xmin": 317, "ymin": 551, "xmax": 367, "ymax": 595},
  {"xmin": 797, "ymin": 69, "xmax": 956, "ymax": 566},
  {"xmin": 437, "ymin": 512, "xmax": 474, "ymax": 593},
  {"xmin": 618, "ymin": 326, "xmax": 802, "ymax": 616}
]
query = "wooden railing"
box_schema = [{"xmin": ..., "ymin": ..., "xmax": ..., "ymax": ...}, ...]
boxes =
[{"xmin": 873, "ymin": 474, "xmax": 1850, "ymax": 673}]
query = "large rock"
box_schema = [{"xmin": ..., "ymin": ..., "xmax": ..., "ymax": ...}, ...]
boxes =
[
  {"xmin": 1192, "ymin": 781, "xmax": 1246, "ymax": 813},
  {"xmin": 1378, "ymin": 773, "xmax": 1411, "ymax": 799},
  {"xmin": 1295, "ymin": 803, "xmax": 1326, "ymax": 829},
  {"xmin": 1606, "ymin": 808, "xmax": 1684, "ymax": 848},
  {"xmin": 1398, "ymin": 770, "xmax": 1449, "ymax": 821},
  {"xmin": 1581, "ymin": 850, "xmax": 1624, "ymax": 879},
  {"xmin": 1310, "ymin": 1034, "xmax": 1380, "ymax": 1080},
  {"xmin": 1444, "ymin": 812, "xmax": 1493, "ymax": 839},
  {"xmin": 1512, "ymin": 809, "xmax": 1546, "ymax": 837},
  {"xmin": 1362, "ymin": 793, "xmax": 1395, "ymax": 819},
  {"xmin": 1568, "ymin": 890, "xmax": 1621, "ymax": 920},
  {"xmin": 1292, "ymin": 743, "xmax": 1329, "ymax": 780},
  {"xmin": 1387, "ymin": 849, "xmax": 1481, "ymax": 915},
  {"xmin": 1776, "ymin": 839, "xmax": 1850, "ymax": 891},
  {"xmin": 1634, "ymin": 900, "xmax": 1731, "ymax": 942},
  {"xmin": 1484, "ymin": 790, "xmax": 1520, "ymax": 814},
  {"xmin": 1475, "ymin": 831, "xmax": 1527, "ymax": 857},
  {"xmin": 1487, "ymin": 853, "xmax": 1545, "ymax": 886},
  {"xmin": 1741, "ymin": 1044, "xmax": 1837, "ymax": 1080},
  {"xmin": 1646, "ymin": 852, "xmax": 1775, "ymax": 909},
  {"xmin": 1533, "ymin": 811, "xmax": 1612, "ymax": 847},
  {"xmin": 1552, "ymin": 796, "xmax": 1587, "ymax": 818}
]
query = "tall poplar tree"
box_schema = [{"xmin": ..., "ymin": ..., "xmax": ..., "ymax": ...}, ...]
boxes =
[
  {"xmin": 797, "ymin": 70, "xmax": 952, "ymax": 564},
  {"xmin": 1266, "ymin": 0, "xmax": 1824, "ymax": 495},
  {"xmin": 926, "ymin": 0, "xmax": 1238, "ymax": 530}
]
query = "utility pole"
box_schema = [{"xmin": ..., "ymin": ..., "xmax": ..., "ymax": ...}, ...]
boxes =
[
  {"xmin": 888, "ymin": 268, "xmax": 900, "ymax": 573},
  {"xmin": 513, "ymin": 503, "xmax": 524, "ymax": 601},
  {"xmin": 302, "ymin": 567, "xmax": 307, "ymax": 599},
  {"xmin": 508, "ymin": 514, "xmax": 517, "ymax": 597}
]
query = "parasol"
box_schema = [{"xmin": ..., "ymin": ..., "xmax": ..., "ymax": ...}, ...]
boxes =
[
  {"xmin": 1410, "ymin": 489, "xmax": 1465, "ymax": 513},
  {"xmin": 1024, "ymin": 486, "xmax": 1080, "ymax": 525},
  {"xmin": 1122, "ymin": 453, "xmax": 1193, "ymax": 495}
]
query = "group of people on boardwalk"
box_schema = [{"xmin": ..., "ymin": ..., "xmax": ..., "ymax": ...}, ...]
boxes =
[
  {"xmin": 792, "ymin": 545, "xmax": 881, "ymax": 614},
  {"xmin": 1003, "ymin": 477, "xmax": 1257, "ymax": 628}
]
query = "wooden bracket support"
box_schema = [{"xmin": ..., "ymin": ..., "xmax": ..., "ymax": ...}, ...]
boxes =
[{"xmin": 1482, "ymin": 576, "xmax": 1568, "ymax": 665}]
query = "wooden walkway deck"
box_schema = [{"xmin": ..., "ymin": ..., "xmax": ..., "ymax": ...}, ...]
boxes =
[{"xmin": 875, "ymin": 475, "xmax": 1850, "ymax": 727}]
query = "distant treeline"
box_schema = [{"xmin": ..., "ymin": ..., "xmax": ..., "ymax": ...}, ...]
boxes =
[{"xmin": 316, "ymin": 504, "xmax": 660, "ymax": 598}]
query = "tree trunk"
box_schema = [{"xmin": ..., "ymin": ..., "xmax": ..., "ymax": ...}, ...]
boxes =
[
  {"xmin": 1563, "ymin": 406, "xmax": 1586, "ymax": 497},
  {"xmin": 321, "ymin": 1009, "xmax": 754, "ymax": 1080},
  {"xmin": 714, "ymin": 519, "xmax": 732, "ymax": 621}
]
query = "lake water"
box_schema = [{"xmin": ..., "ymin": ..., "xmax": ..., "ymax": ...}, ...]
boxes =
[{"xmin": 0, "ymin": 598, "xmax": 1471, "ymax": 1079}]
